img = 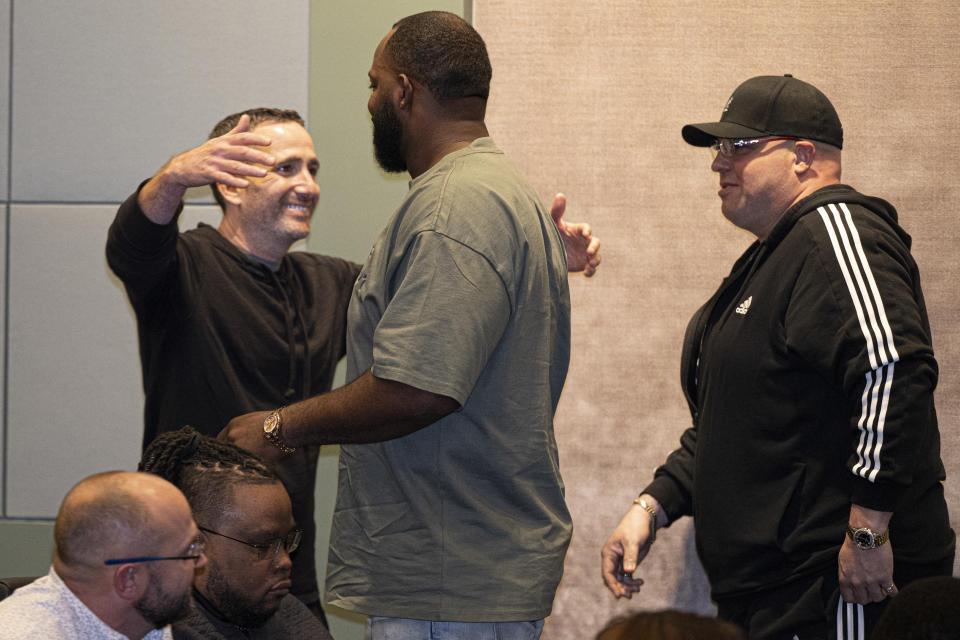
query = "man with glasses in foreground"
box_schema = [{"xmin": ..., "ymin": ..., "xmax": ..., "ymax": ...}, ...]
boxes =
[
  {"xmin": 0, "ymin": 471, "xmax": 202, "ymax": 639},
  {"xmin": 601, "ymin": 75, "xmax": 954, "ymax": 639},
  {"xmin": 139, "ymin": 427, "xmax": 331, "ymax": 640}
]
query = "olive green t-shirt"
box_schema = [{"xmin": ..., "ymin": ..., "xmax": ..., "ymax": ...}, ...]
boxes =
[{"xmin": 326, "ymin": 138, "xmax": 572, "ymax": 621}]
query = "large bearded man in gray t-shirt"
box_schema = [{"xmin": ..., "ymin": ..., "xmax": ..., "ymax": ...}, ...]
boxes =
[{"xmin": 222, "ymin": 11, "xmax": 574, "ymax": 639}]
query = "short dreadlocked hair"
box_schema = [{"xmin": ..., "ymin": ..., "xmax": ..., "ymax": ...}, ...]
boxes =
[{"xmin": 139, "ymin": 426, "xmax": 279, "ymax": 528}]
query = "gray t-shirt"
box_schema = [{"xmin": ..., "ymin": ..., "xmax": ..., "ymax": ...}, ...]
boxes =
[{"xmin": 326, "ymin": 137, "xmax": 572, "ymax": 622}]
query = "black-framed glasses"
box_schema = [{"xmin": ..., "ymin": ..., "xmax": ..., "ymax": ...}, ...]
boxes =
[
  {"xmin": 104, "ymin": 536, "xmax": 205, "ymax": 566},
  {"xmin": 710, "ymin": 136, "xmax": 800, "ymax": 160},
  {"xmin": 198, "ymin": 526, "xmax": 302, "ymax": 561}
]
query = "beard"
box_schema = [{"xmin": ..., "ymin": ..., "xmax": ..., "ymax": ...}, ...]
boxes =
[
  {"xmin": 371, "ymin": 97, "xmax": 407, "ymax": 174},
  {"xmin": 134, "ymin": 570, "xmax": 193, "ymax": 628},
  {"xmin": 203, "ymin": 565, "xmax": 279, "ymax": 629}
]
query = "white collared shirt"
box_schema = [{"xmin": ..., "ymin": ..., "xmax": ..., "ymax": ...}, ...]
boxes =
[{"xmin": 0, "ymin": 567, "xmax": 172, "ymax": 640}]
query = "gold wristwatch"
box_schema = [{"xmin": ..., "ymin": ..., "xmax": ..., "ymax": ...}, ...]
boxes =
[
  {"xmin": 633, "ymin": 497, "xmax": 658, "ymax": 542},
  {"xmin": 846, "ymin": 525, "xmax": 889, "ymax": 550},
  {"xmin": 263, "ymin": 408, "xmax": 296, "ymax": 454}
]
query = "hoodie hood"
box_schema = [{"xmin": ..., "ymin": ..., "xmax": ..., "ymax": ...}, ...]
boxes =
[{"xmin": 766, "ymin": 184, "xmax": 910, "ymax": 249}]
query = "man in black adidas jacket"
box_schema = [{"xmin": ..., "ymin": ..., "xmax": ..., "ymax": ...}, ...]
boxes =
[{"xmin": 601, "ymin": 75, "xmax": 954, "ymax": 639}]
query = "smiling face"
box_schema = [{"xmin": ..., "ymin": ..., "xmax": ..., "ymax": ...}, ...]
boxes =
[
  {"xmin": 195, "ymin": 481, "xmax": 297, "ymax": 628},
  {"xmin": 225, "ymin": 120, "xmax": 320, "ymax": 250}
]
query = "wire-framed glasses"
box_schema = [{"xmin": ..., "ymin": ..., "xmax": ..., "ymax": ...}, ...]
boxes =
[
  {"xmin": 710, "ymin": 136, "xmax": 800, "ymax": 160},
  {"xmin": 198, "ymin": 526, "xmax": 302, "ymax": 561}
]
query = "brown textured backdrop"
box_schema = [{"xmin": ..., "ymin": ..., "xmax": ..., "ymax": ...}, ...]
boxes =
[{"xmin": 472, "ymin": 1, "xmax": 960, "ymax": 638}]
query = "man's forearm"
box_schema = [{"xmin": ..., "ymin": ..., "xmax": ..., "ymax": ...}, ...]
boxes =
[
  {"xmin": 848, "ymin": 504, "xmax": 893, "ymax": 533},
  {"xmin": 137, "ymin": 170, "xmax": 187, "ymax": 226},
  {"xmin": 280, "ymin": 370, "xmax": 460, "ymax": 446}
]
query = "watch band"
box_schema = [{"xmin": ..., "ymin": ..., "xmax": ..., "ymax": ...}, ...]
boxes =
[
  {"xmin": 263, "ymin": 408, "xmax": 296, "ymax": 454},
  {"xmin": 633, "ymin": 497, "xmax": 658, "ymax": 542}
]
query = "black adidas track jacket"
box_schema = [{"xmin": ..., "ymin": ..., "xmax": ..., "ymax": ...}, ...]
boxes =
[{"xmin": 644, "ymin": 184, "xmax": 954, "ymax": 599}]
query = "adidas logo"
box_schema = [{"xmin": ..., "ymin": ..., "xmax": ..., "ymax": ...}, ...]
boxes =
[{"xmin": 735, "ymin": 296, "xmax": 752, "ymax": 315}]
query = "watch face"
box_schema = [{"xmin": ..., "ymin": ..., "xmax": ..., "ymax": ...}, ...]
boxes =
[
  {"xmin": 264, "ymin": 413, "xmax": 280, "ymax": 435},
  {"xmin": 853, "ymin": 529, "xmax": 875, "ymax": 549}
]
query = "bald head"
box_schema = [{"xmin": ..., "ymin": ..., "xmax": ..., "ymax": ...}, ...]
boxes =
[
  {"xmin": 790, "ymin": 138, "xmax": 843, "ymax": 203},
  {"xmin": 810, "ymin": 140, "xmax": 842, "ymax": 175},
  {"xmin": 54, "ymin": 471, "xmax": 192, "ymax": 573}
]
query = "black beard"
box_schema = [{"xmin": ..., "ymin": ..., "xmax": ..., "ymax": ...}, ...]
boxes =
[
  {"xmin": 371, "ymin": 98, "xmax": 407, "ymax": 174},
  {"xmin": 203, "ymin": 566, "xmax": 277, "ymax": 629}
]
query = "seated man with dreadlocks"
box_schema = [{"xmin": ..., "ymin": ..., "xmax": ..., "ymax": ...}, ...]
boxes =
[{"xmin": 139, "ymin": 427, "xmax": 332, "ymax": 640}]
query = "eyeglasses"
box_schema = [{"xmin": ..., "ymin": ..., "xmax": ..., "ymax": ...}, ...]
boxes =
[
  {"xmin": 710, "ymin": 136, "xmax": 800, "ymax": 160},
  {"xmin": 198, "ymin": 526, "xmax": 302, "ymax": 561},
  {"xmin": 104, "ymin": 536, "xmax": 205, "ymax": 566}
]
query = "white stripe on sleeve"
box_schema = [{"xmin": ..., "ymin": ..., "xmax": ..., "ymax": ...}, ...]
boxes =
[{"xmin": 817, "ymin": 205, "xmax": 899, "ymax": 482}]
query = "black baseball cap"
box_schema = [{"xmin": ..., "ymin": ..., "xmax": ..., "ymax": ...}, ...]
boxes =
[{"xmin": 682, "ymin": 74, "xmax": 843, "ymax": 149}]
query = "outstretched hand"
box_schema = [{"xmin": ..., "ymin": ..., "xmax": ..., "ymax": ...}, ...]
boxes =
[{"xmin": 551, "ymin": 193, "xmax": 601, "ymax": 277}]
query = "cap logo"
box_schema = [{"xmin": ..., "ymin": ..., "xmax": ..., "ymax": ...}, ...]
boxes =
[{"xmin": 723, "ymin": 94, "xmax": 734, "ymax": 113}]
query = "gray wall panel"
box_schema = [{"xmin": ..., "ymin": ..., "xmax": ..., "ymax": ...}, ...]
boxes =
[
  {"xmin": 1, "ymin": 0, "xmax": 9, "ymax": 201},
  {"xmin": 307, "ymin": 0, "xmax": 464, "ymax": 262},
  {"xmin": 5, "ymin": 203, "xmax": 221, "ymax": 518},
  {"xmin": 0, "ymin": 522, "xmax": 53, "ymax": 573},
  {"xmin": 1, "ymin": 0, "xmax": 8, "ymax": 514},
  {"xmin": 0, "ymin": 200, "xmax": 5, "ymax": 515},
  {"xmin": 6, "ymin": 204, "xmax": 143, "ymax": 517},
  {"xmin": 10, "ymin": 1, "xmax": 309, "ymax": 204}
]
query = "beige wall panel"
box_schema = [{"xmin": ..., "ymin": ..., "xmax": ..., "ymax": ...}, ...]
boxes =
[
  {"xmin": 4, "ymin": 203, "xmax": 221, "ymax": 518},
  {"xmin": 9, "ymin": 1, "xmax": 308, "ymax": 204},
  {"xmin": 473, "ymin": 1, "xmax": 960, "ymax": 637}
]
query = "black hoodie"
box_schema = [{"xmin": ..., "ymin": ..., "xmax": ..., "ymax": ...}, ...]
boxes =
[
  {"xmin": 106, "ymin": 188, "xmax": 360, "ymax": 447},
  {"xmin": 645, "ymin": 184, "xmax": 954, "ymax": 599}
]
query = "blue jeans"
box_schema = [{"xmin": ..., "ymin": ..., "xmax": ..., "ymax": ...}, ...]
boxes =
[{"xmin": 367, "ymin": 617, "xmax": 545, "ymax": 640}]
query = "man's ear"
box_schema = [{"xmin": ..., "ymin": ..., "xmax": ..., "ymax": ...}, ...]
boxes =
[
  {"xmin": 217, "ymin": 182, "xmax": 244, "ymax": 207},
  {"xmin": 112, "ymin": 565, "xmax": 147, "ymax": 602},
  {"xmin": 397, "ymin": 73, "xmax": 414, "ymax": 112},
  {"xmin": 793, "ymin": 140, "xmax": 816, "ymax": 174}
]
